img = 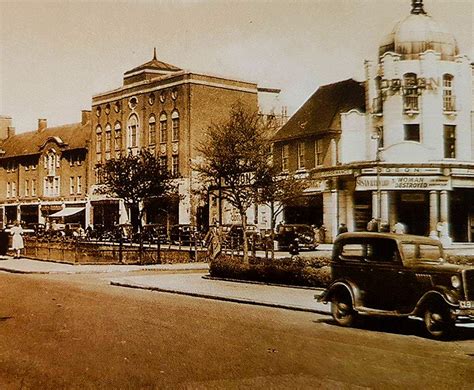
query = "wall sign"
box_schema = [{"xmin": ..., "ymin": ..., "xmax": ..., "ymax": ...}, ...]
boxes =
[{"xmin": 356, "ymin": 175, "xmax": 451, "ymax": 191}]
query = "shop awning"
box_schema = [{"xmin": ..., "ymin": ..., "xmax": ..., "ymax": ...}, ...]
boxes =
[{"xmin": 49, "ymin": 207, "xmax": 85, "ymax": 218}]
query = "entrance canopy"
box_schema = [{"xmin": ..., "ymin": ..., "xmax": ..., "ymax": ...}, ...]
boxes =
[{"xmin": 49, "ymin": 207, "xmax": 85, "ymax": 218}]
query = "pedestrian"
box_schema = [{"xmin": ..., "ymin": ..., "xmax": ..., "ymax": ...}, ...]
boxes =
[
  {"xmin": 318, "ymin": 224, "xmax": 327, "ymax": 243},
  {"xmin": 392, "ymin": 221, "xmax": 406, "ymax": 234},
  {"xmin": 367, "ymin": 218, "xmax": 379, "ymax": 232},
  {"xmin": 338, "ymin": 223, "xmax": 348, "ymax": 235},
  {"xmin": 10, "ymin": 220, "xmax": 24, "ymax": 259}
]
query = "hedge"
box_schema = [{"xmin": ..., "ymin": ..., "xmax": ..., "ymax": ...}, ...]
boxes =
[
  {"xmin": 209, "ymin": 255, "xmax": 332, "ymax": 288},
  {"xmin": 209, "ymin": 254, "xmax": 474, "ymax": 288}
]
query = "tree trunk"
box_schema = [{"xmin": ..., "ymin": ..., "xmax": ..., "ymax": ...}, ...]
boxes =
[
  {"xmin": 270, "ymin": 201, "xmax": 275, "ymax": 261},
  {"xmin": 240, "ymin": 210, "xmax": 249, "ymax": 264}
]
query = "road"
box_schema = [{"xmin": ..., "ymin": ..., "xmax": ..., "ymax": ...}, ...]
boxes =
[{"xmin": 0, "ymin": 270, "xmax": 473, "ymax": 389}]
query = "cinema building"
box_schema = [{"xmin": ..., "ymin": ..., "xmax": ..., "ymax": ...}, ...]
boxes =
[{"xmin": 273, "ymin": 0, "xmax": 474, "ymax": 243}]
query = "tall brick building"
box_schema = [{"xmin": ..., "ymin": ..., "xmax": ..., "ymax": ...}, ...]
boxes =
[{"xmin": 90, "ymin": 50, "xmax": 275, "ymax": 230}]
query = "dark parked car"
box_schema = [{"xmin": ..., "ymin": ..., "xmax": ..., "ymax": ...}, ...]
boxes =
[
  {"xmin": 276, "ymin": 224, "xmax": 318, "ymax": 251},
  {"xmin": 223, "ymin": 224, "xmax": 260, "ymax": 248},
  {"xmin": 142, "ymin": 224, "xmax": 167, "ymax": 244},
  {"xmin": 318, "ymin": 232, "xmax": 474, "ymax": 339}
]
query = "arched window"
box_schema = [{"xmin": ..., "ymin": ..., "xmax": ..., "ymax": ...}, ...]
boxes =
[
  {"xmin": 127, "ymin": 114, "xmax": 139, "ymax": 151},
  {"xmin": 403, "ymin": 73, "xmax": 418, "ymax": 112},
  {"xmin": 105, "ymin": 123, "xmax": 112, "ymax": 160},
  {"xmin": 443, "ymin": 74, "xmax": 455, "ymax": 111},
  {"xmin": 171, "ymin": 110, "xmax": 180, "ymax": 141},
  {"xmin": 114, "ymin": 122, "xmax": 122, "ymax": 157},
  {"xmin": 96, "ymin": 126, "xmax": 102, "ymax": 162},
  {"xmin": 149, "ymin": 115, "xmax": 156, "ymax": 145},
  {"xmin": 160, "ymin": 113, "xmax": 167, "ymax": 143}
]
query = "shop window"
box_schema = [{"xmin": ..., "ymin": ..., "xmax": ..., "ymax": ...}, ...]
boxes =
[
  {"xmin": 444, "ymin": 125, "xmax": 456, "ymax": 158},
  {"xmin": 404, "ymin": 124, "xmax": 420, "ymax": 142},
  {"xmin": 281, "ymin": 144, "xmax": 289, "ymax": 172},
  {"xmin": 403, "ymin": 73, "xmax": 419, "ymax": 112},
  {"xmin": 443, "ymin": 74, "xmax": 455, "ymax": 112},
  {"xmin": 297, "ymin": 142, "xmax": 305, "ymax": 170}
]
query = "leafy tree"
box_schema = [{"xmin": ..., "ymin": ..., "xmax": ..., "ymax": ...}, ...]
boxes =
[
  {"xmin": 195, "ymin": 104, "xmax": 272, "ymax": 263},
  {"xmin": 95, "ymin": 149, "xmax": 178, "ymax": 232}
]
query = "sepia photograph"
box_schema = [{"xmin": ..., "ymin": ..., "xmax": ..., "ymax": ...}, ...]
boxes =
[{"xmin": 0, "ymin": 0, "xmax": 474, "ymax": 388}]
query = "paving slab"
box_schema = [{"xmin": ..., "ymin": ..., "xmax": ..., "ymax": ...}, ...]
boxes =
[
  {"xmin": 110, "ymin": 273, "xmax": 331, "ymax": 314},
  {"xmin": 0, "ymin": 257, "xmax": 209, "ymax": 274}
]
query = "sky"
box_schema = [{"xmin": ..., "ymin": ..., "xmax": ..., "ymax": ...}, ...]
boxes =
[{"xmin": 0, "ymin": 0, "xmax": 472, "ymax": 133}]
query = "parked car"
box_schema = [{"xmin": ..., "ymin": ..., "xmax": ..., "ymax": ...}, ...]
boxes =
[
  {"xmin": 222, "ymin": 224, "xmax": 260, "ymax": 248},
  {"xmin": 275, "ymin": 224, "xmax": 318, "ymax": 251},
  {"xmin": 142, "ymin": 224, "xmax": 167, "ymax": 244},
  {"xmin": 170, "ymin": 224, "xmax": 197, "ymax": 245},
  {"xmin": 318, "ymin": 232, "xmax": 474, "ymax": 339}
]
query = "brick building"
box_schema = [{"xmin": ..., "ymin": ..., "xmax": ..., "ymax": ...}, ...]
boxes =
[
  {"xmin": 273, "ymin": 0, "xmax": 474, "ymax": 243},
  {"xmin": 90, "ymin": 50, "xmax": 277, "ymax": 230},
  {"xmin": 0, "ymin": 112, "xmax": 91, "ymax": 228}
]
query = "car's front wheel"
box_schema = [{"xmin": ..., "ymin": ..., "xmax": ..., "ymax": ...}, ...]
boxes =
[
  {"xmin": 423, "ymin": 302, "xmax": 454, "ymax": 340},
  {"xmin": 331, "ymin": 290, "xmax": 356, "ymax": 327}
]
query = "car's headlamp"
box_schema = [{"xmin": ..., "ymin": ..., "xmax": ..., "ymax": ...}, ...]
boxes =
[{"xmin": 451, "ymin": 275, "xmax": 461, "ymax": 289}]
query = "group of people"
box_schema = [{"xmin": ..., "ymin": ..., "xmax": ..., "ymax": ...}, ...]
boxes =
[{"xmin": 337, "ymin": 218, "xmax": 407, "ymax": 236}]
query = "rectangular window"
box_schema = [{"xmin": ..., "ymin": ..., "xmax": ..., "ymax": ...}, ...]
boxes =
[
  {"xmin": 31, "ymin": 179, "xmax": 36, "ymax": 196},
  {"xmin": 12, "ymin": 182, "xmax": 16, "ymax": 197},
  {"xmin": 96, "ymin": 132, "xmax": 102, "ymax": 159},
  {"xmin": 281, "ymin": 144, "xmax": 289, "ymax": 172},
  {"xmin": 403, "ymin": 74, "xmax": 419, "ymax": 112},
  {"xmin": 159, "ymin": 156, "xmax": 168, "ymax": 173},
  {"xmin": 105, "ymin": 131, "xmax": 111, "ymax": 160},
  {"xmin": 31, "ymin": 163, "xmax": 37, "ymax": 170},
  {"xmin": 25, "ymin": 180, "xmax": 29, "ymax": 197},
  {"xmin": 160, "ymin": 120, "xmax": 167, "ymax": 143},
  {"xmin": 70, "ymin": 176, "xmax": 75, "ymax": 195},
  {"xmin": 77, "ymin": 176, "xmax": 82, "ymax": 194},
  {"xmin": 6, "ymin": 182, "xmax": 10, "ymax": 198},
  {"xmin": 444, "ymin": 125, "xmax": 456, "ymax": 158},
  {"xmin": 297, "ymin": 142, "xmax": 305, "ymax": 170},
  {"xmin": 172, "ymin": 155, "xmax": 179, "ymax": 176},
  {"xmin": 54, "ymin": 177, "xmax": 60, "ymax": 196},
  {"xmin": 404, "ymin": 124, "xmax": 420, "ymax": 142},
  {"xmin": 149, "ymin": 122, "xmax": 156, "ymax": 145},
  {"xmin": 315, "ymin": 139, "xmax": 323, "ymax": 166},
  {"xmin": 115, "ymin": 129, "xmax": 122, "ymax": 151},
  {"xmin": 443, "ymin": 75, "xmax": 455, "ymax": 111},
  {"xmin": 172, "ymin": 118, "xmax": 179, "ymax": 141}
]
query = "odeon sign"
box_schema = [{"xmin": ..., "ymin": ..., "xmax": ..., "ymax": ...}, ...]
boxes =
[{"xmin": 356, "ymin": 176, "xmax": 451, "ymax": 191}]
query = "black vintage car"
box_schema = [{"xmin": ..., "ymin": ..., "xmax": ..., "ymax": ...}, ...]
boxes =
[
  {"xmin": 276, "ymin": 224, "xmax": 318, "ymax": 251},
  {"xmin": 318, "ymin": 232, "xmax": 474, "ymax": 339},
  {"xmin": 170, "ymin": 224, "xmax": 197, "ymax": 245}
]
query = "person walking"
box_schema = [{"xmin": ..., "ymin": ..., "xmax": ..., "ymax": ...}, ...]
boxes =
[
  {"xmin": 11, "ymin": 220, "xmax": 24, "ymax": 259},
  {"xmin": 337, "ymin": 223, "xmax": 348, "ymax": 235}
]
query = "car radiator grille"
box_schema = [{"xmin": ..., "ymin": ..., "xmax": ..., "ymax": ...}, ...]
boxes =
[{"xmin": 462, "ymin": 269, "xmax": 474, "ymax": 300}]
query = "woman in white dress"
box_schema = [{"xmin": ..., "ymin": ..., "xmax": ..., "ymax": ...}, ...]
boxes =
[{"xmin": 11, "ymin": 221, "xmax": 24, "ymax": 258}]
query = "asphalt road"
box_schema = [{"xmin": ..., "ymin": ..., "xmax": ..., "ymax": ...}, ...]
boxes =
[{"xmin": 0, "ymin": 271, "xmax": 474, "ymax": 389}]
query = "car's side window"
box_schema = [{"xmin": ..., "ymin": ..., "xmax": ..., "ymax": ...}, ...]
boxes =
[
  {"xmin": 339, "ymin": 243, "xmax": 365, "ymax": 261},
  {"xmin": 366, "ymin": 239, "xmax": 398, "ymax": 263}
]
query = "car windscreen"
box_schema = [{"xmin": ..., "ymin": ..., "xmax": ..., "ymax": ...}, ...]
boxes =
[{"xmin": 401, "ymin": 243, "xmax": 443, "ymax": 263}]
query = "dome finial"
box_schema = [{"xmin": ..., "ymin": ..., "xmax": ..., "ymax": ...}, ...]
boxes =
[
  {"xmin": 411, "ymin": 0, "xmax": 426, "ymax": 15},
  {"xmin": 153, "ymin": 47, "xmax": 157, "ymax": 60}
]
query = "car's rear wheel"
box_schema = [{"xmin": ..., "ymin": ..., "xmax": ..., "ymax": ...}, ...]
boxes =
[
  {"xmin": 331, "ymin": 290, "xmax": 356, "ymax": 327},
  {"xmin": 423, "ymin": 302, "xmax": 454, "ymax": 340}
]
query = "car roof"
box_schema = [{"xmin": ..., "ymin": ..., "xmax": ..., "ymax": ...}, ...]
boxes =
[{"xmin": 335, "ymin": 232, "xmax": 441, "ymax": 246}]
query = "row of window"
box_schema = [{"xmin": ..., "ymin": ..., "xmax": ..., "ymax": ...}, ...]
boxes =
[
  {"xmin": 402, "ymin": 124, "xmax": 456, "ymax": 158},
  {"xmin": 5, "ymin": 161, "xmax": 37, "ymax": 173},
  {"xmin": 281, "ymin": 139, "xmax": 324, "ymax": 172},
  {"xmin": 7, "ymin": 180, "xmax": 37, "ymax": 198},
  {"xmin": 6, "ymin": 176, "xmax": 83, "ymax": 198},
  {"xmin": 69, "ymin": 176, "xmax": 83, "ymax": 195},
  {"xmin": 96, "ymin": 112, "xmax": 180, "ymax": 161}
]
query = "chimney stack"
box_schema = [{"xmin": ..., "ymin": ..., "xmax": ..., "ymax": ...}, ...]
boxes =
[
  {"xmin": 81, "ymin": 110, "xmax": 92, "ymax": 125},
  {"xmin": 0, "ymin": 116, "xmax": 13, "ymax": 140},
  {"xmin": 38, "ymin": 118, "xmax": 47, "ymax": 132},
  {"xmin": 7, "ymin": 127, "xmax": 15, "ymax": 138}
]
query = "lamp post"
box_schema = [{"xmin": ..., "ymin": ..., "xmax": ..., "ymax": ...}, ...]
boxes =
[{"xmin": 371, "ymin": 128, "xmax": 383, "ymax": 231}]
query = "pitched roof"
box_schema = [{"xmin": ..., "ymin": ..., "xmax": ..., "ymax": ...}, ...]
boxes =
[
  {"xmin": 124, "ymin": 55, "xmax": 182, "ymax": 76},
  {"xmin": 0, "ymin": 122, "xmax": 90, "ymax": 159},
  {"xmin": 274, "ymin": 78, "xmax": 365, "ymax": 141}
]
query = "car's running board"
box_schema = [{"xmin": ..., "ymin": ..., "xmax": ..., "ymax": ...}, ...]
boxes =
[{"xmin": 355, "ymin": 307, "xmax": 410, "ymax": 317}]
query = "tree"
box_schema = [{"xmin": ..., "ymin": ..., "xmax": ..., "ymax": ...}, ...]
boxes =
[
  {"xmin": 257, "ymin": 171, "xmax": 309, "ymax": 258},
  {"xmin": 195, "ymin": 104, "xmax": 272, "ymax": 263},
  {"xmin": 95, "ymin": 149, "xmax": 178, "ymax": 233}
]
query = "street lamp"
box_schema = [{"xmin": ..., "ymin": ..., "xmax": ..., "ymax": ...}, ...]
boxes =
[{"xmin": 371, "ymin": 127, "xmax": 383, "ymax": 231}]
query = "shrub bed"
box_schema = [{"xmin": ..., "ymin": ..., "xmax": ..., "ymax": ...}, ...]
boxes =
[{"xmin": 209, "ymin": 255, "xmax": 332, "ymax": 288}]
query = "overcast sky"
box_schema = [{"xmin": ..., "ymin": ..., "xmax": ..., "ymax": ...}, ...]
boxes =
[{"xmin": 0, "ymin": 0, "xmax": 472, "ymax": 133}]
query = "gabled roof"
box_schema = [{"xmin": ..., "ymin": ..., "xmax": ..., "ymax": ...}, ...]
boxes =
[
  {"xmin": 0, "ymin": 122, "xmax": 90, "ymax": 159},
  {"xmin": 274, "ymin": 78, "xmax": 365, "ymax": 142}
]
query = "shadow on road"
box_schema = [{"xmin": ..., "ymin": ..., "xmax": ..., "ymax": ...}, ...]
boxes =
[
  {"xmin": 0, "ymin": 316, "xmax": 13, "ymax": 322},
  {"xmin": 315, "ymin": 317, "xmax": 474, "ymax": 341}
]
